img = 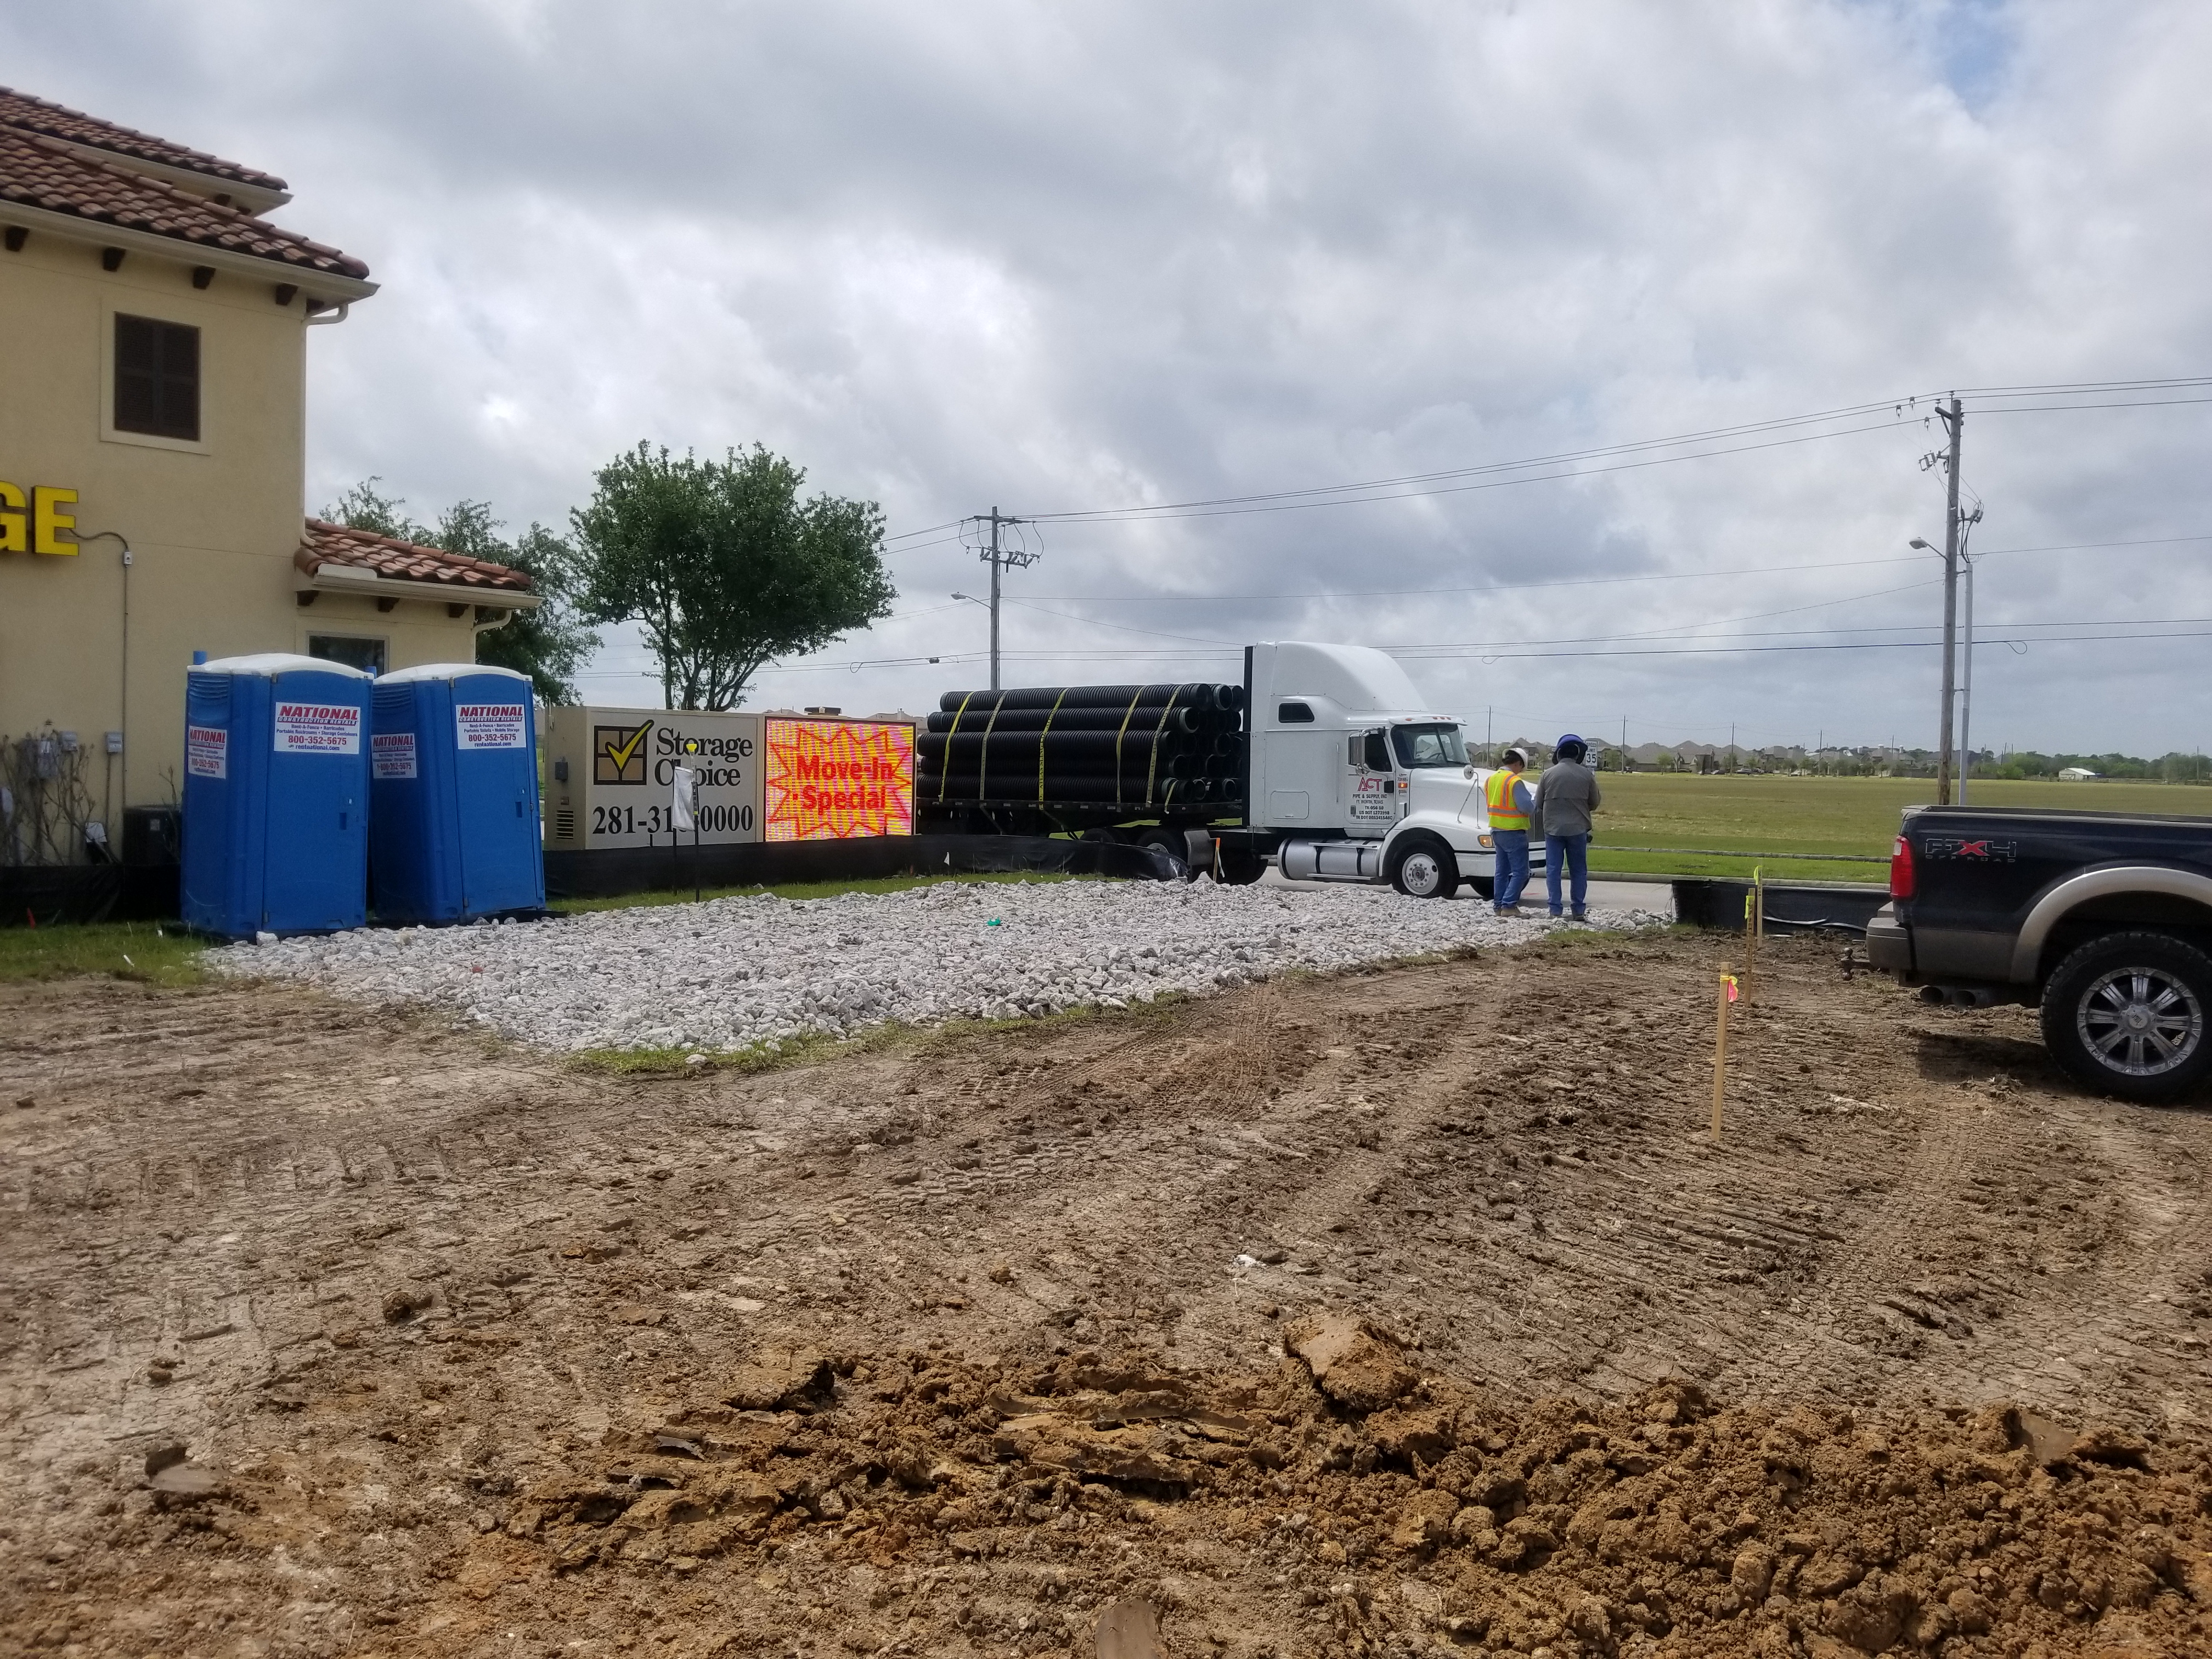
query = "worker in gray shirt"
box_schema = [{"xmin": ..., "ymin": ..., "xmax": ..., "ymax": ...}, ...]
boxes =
[{"xmin": 1531, "ymin": 734, "xmax": 1602, "ymax": 921}]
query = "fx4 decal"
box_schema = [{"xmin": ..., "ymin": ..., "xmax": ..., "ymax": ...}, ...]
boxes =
[{"xmin": 1923, "ymin": 836, "xmax": 2017, "ymax": 862}]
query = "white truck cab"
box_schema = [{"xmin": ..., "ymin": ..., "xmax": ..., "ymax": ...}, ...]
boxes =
[{"xmin": 1246, "ymin": 641, "xmax": 1537, "ymax": 898}]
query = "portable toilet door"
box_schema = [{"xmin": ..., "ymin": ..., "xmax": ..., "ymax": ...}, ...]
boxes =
[
  {"xmin": 368, "ymin": 673, "xmax": 461, "ymax": 923},
  {"xmin": 373, "ymin": 664, "xmax": 543, "ymax": 921},
  {"xmin": 181, "ymin": 653, "xmax": 371, "ymax": 936}
]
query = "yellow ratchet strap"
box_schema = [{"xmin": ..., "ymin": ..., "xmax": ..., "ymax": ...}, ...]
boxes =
[
  {"xmin": 977, "ymin": 691, "xmax": 1007, "ymax": 800},
  {"xmin": 937, "ymin": 691, "xmax": 974, "ymax": 802},
  {"xmin": 1144, "ymin": 687, "xmax": 1182, "ymax": 807},
  {"xmin": 1114, "ymin": 685, "xmax": 1150, "ymax": 808},
  {"xmin": 1037, "ymin": 687, "xmax": 1066, "ymax": 802}
]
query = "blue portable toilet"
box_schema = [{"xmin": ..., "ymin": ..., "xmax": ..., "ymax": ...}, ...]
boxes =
[
  {"xmin": 181, "ymin": 653, "xmax": 372, "ymax": 937},
  {"xmin": 369, "ymin": 663, "xmax": 544, "ymax": 923}
]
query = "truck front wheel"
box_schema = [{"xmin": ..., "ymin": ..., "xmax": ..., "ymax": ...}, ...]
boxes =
[
  {"xmin": 1388, "ymin": 836, "xmax": 1457, "ymax": 899},
  {"xmin": 2040, "ymin": 930, "xmax": 2212, "ymax": 1103}
]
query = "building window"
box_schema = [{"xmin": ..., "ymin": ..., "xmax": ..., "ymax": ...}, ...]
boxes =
[
  {"xmin": 114, "ymin": 314, "xmax": 200, "ymax": 441},
  {"xmin": 308, "ymin": 634, "xmax": 386, "ymax": 675}
]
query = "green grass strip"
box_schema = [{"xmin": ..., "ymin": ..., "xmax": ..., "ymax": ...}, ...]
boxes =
[{"xmin": 0, "ymin": 920, "xmax": 210, "ymax": 987}]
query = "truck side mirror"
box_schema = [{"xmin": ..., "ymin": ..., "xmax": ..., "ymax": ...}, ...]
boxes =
[{"xmin": 1363, "ymin": 730, "xmax": 1392, "ymax": 773}]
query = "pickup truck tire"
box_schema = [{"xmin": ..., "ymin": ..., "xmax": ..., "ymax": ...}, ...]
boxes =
[
  {"xmin": 1388, "ymin": 834, "xmax": 1457, "ymax": 899},
  {"xmin": 2040, "ymin": 930, "xmax": 2212, "ymax": 1103}
]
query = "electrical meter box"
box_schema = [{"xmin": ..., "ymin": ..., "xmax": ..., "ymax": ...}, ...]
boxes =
[
  {"xmin": 180, "ymin": 653, "xmax": 371, "ymax": 937},
  {"xmin": 369, "ymin": 663, "xmax": 544, "ymax": 923},
  {"xmin": 541, "ymin": 707, "xmax": 763, "ymax": 850}
]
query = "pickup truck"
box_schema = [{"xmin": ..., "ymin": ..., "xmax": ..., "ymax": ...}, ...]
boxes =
[{"xmin": 1866, "ymin": 804, "xmax": 2212, "ymax": 1102}]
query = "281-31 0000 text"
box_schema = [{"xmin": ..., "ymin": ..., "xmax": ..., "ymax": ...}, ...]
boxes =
[{"xmin": 591, "ymin": 803, "xmax": 755, "ymax": 837}]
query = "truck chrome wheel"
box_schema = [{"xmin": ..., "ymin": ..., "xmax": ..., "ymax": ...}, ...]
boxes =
[
  {"xmin": 1389, "ymin": 837, "xmax": 1454, "ymax": 899},
  {"xmin": 2042, "ymin": 931, "xmax": 2212, "ymax": 1103},
  {"xmin": 2076, "ymin": 967, "xmax": 2203, "ymax": 1076}
]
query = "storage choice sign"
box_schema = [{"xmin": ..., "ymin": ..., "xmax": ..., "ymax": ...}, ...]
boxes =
[
  {"xmin": 762, "ymin": 717, "xmax": 915, "ymax": 841},
  {"xmin": 543, "ymin": 707, "xmax": 763, "ymax": 848}
]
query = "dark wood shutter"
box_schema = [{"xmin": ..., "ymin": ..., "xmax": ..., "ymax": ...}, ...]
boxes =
[{"xmin": 114, "ymin": 314, "xmax": 201, "ymax": 441}]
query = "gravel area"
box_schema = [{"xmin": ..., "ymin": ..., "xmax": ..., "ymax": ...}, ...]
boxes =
[{"xmin": 210, "ymin": 878, "xmax": 1664, "ymax": 1053}]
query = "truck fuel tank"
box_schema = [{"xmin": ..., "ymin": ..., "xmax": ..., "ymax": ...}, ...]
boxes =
[{"xmin": 1280, "ymin": 838, "xmax": 1384, "ymax": 883}]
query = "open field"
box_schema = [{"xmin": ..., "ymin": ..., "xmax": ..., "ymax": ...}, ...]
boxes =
[
  {"xmin": 5, "ymin": 932, "xmax": 2210, "ymax": 1657},
  {"xmin": 1585, "ymin": 774, "xmax": 2212, "ymax": 884}
]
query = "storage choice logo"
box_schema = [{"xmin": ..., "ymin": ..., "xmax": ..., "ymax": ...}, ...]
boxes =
[
  {"xmin": 763, "ymin": 718, "xmax": 915, "ymax": 841},
  {"xmin": 594, "ymin": 721, "xmax": 653, "ymax": 785}
]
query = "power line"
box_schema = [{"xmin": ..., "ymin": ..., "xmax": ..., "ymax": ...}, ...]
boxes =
[
  {"xmin": 1410, "ymin": 629, "xmax": 2212, "ymax": 662},
  {"xmin": 1020, "ymin": 416, "xmax": 1920, "ymax": 528},
  {"xmin": 1023, "ymin": 397, "xmax": 1921, "ymax": 522},
  {"xmin": 883, "ymin": 519, "xmax": 962, "ymax": 543},
  {"xmin": 997, "ymin": 377, "xmax": 2212, "ymax": 529},
  {"xmin": 1946, "ymin": 375, "xmax": 2212, "ymax": 396},
  {"xmin": 1012, "ymin": 532, "xmax": 2212, "ymax": 605},
  {"xmin": 874, "ymin": 376, "xmax": 2212, "ymax": 546},
  {"xmin": 996, "ymin": 595, "xmax": 1243, "ymax": 648},
  {"xmin": 1970, "ymin": 397, "xmax": 2212, "ymax": 415}
]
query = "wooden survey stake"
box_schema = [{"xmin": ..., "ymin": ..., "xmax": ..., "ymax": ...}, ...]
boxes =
[{"xmin": 1741, "ymin": 866, "xmax": 1764, "ymax": 1004}]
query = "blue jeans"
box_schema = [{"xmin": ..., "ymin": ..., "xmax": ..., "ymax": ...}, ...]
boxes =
[
  {"xmin": 1492, "ymin": 830, "xmax": 1531, "ymax": 909},
  {"xmin": 1545, "ymin": 833, "xmax": 1589, "ymax": 916}
]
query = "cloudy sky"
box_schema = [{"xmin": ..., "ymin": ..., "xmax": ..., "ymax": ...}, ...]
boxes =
[{"xmin": 12, "ymin": 0, "xmax": 2212, "ymax": 754}]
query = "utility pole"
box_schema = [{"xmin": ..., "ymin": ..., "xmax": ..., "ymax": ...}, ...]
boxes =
[
  {"xmin": 1934, "ymin": 396, "xmax": 1964, "ymax": 805},
  {"xmin": 964, "ymin": 506, "xmax": 1039, "ymax": 692}
]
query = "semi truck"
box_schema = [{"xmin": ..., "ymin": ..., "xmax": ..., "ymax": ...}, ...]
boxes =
[{"xmin": 916, "ymin": 641, "xmax": 1537, "ymax": 898}]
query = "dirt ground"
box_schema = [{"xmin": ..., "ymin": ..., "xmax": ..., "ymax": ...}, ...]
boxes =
[{"xmin": 4, "ymin": 928, "xmax": 2211, "ymax": 1659}]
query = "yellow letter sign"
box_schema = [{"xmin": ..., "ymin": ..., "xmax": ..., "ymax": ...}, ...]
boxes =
[{"xmin": 32, "ymin": 486, "xmax": 77, "ymax": 555}]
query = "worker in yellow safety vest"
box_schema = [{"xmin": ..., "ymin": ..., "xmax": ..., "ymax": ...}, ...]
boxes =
[{"xmin": 1484, "ymin": 747, "xmax": 1536, "ymax": 915}]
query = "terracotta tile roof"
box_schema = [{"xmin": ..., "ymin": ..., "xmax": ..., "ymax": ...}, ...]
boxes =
[
  {"xmin": 298, "ymin": 520, "xmax": 534, "ymax": 595},
  {"xmin": 0, "ymin": 86, "xmax": 286, "ymax": 192},
  {"xmin": 0, "ymin": 127, "xmax": 369, "ymax": 281}
]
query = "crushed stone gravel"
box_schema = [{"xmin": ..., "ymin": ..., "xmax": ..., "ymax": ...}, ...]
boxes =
[{"xmin": 210, "ymin": 878, "xmax": 1666, "ymax": 1054}]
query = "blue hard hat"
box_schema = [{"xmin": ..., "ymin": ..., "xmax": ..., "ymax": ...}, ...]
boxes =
[{"xmin": 1556, "ymin": 733, "xmax": 1583, "ymax": 748}]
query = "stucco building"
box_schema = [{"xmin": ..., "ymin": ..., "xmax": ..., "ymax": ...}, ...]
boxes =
[{"xmin": 0, "ymin": 88, "xmax": 534, "ymax": 865}]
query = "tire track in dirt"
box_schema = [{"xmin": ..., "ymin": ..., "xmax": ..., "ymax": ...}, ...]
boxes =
[{"xmin": 4, "ymin": 933, "xmax": 2211, "ymax": 1655}]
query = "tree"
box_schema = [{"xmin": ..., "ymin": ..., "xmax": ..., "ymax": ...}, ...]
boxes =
[
  {"xmin": 322, "ymin": 477, "xmax": 432, "ymax": 545},
  {"xmin": 428, "ymin": 503, "xmax": 597, "ymax": 704},
  {"xmin": 321, "ymin": 479, "xmax": 599, "ymax": 703},
  {"xmin": 567, "ymin": 443, "xmax": 895, "ymax": 710}
]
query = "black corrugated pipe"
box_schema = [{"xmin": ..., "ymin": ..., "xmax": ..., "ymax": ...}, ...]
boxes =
[
  {"xmin": 936, "ymin": 682, "xmax": 1221, "ymax": 714},
  {"xmin": 923, "ymin": 706, "xmax": 1202, "ymax": 735}
]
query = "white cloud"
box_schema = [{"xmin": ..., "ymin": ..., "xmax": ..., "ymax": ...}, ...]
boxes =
[{"xmin": 8, "ymin": 0, "xmax": 2211, "ymax": 752}]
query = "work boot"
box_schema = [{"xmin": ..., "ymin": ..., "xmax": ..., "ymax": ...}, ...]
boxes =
[{"xmin": 1570, "ymin": 909, "xmax": 1587, "ymax": 922}]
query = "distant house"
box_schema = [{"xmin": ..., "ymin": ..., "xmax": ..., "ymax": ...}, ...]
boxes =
[{"xmin": 2058, "ymin": 767, "xmax": 2100, "ymax": 782}]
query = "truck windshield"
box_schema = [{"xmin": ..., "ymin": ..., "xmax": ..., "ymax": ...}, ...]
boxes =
[{"xmin": 1392, "ymin": 724, "xmax": 1468, "ymax": 769}]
